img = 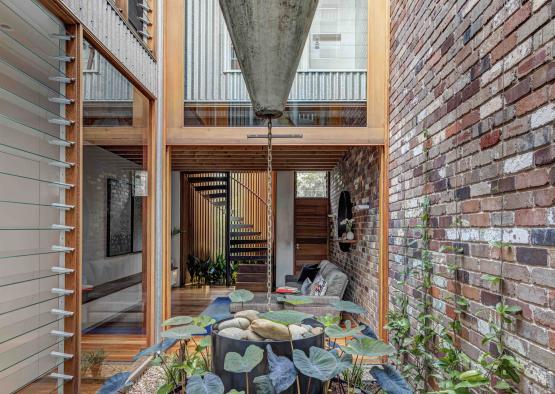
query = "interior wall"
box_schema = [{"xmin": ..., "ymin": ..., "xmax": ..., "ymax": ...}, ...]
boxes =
[
  {"xmin": 82, "ymin": 145, "xmax": 143, "ymax": 330},
  {"xmin": 171, "ymin": 171, "xmax": 181, "ymax": 286},
  {"xmin": 276, "ymin": 171, "xmax": 295, "ymax": 287},
  {"xmin": 329, "ymin": 147, "xmax": 381, "ymax": 333}
]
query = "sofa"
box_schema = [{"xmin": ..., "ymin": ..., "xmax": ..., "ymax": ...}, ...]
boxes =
[{"xmin": 230, "ymin": 260, "xmax": 349, "ymax": 316}]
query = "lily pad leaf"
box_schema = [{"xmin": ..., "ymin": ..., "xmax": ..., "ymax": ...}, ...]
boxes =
[
  {"xmin": 370, "ymin": 365, "xmax": 412, "ymax": 394},
  {"xmin": 293, "ymin": 346, "xmax": 352, "ymax": 382},
  {"xmin": 342, "ymin": 337, "xmax": 396, "ymax": 358},
  {"xmin": 97, "ymin": 372, "xmax": 132, "ymax": 394},
  {"xmin": 316, "ymin": 314, "xmax": 341, "ymax": 327},
  {"xmin": 224, "ymin": 344, "xmax": 264, "ymax": 373},
  {"xmin": 330, "ymin": 300, "xmax": 366, "ymax": 314},
  {"xmin": 161, "ymin": 324, "xmax": 207, "ymax": 340},
  {"xmin": 133, "ymin": 338, "xmax": 177, "ymax": 361},
  {"xmin": 229, "ymin": 289, "xmax": 254, "ymax": 303},
  {"xmin": 193, "ymin": 315, "xmax": 216, "ymax": 328},
  {"xmin": 276, "ymin": 295, "xmax": 314, "ymax": 305},
  {"xmin": 266, "ymin": 344, "xmax": 297, "ymax": 393},
  {"xmin": 186, "ymin": 373, "xmax": 225, "ymax": 394},
  {"xmin": 226, "ymin": 390, "xmax": 245, "ymax": 394},
  {"xmin": 325, "ymin": 320, "xmax": 365, "ymax": 338},
  {"xmin": 162, "ymin": 315, "xmax": 193, "ymax": 326},
  {"xmin": 253, "ymin": 375, "xmax": 277, "ymax": 394},
  {"xmin": 260, "ymin": 310, "xmax": 313, "ymax": 326}
]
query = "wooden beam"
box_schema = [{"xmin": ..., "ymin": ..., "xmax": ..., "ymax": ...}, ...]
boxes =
[
  {"xmin": 84, "ymin": 127, "xmax": 147, "ymax": 145},
  {"xmin": 165, "ymin": 0, "xmax": 185, "ymax": 129},
  {"xmin": 167, "ymin": 127, "xmax": 384, "ymax": 145},
  {"xmin": 367, "ymin": 0, "xmax": 388, "ymax": 131},
  {"xmin": 64, "ymin": 23, "xmax": 82, "ymax": 394}
]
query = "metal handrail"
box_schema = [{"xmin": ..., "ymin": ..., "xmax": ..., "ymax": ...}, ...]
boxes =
[{"xmin": 230, "ymin": 175, "xmax": 267, "ymax": 206}]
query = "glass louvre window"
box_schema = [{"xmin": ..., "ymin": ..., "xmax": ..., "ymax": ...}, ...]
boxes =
[
  {"xmin": 184, "ymin": 0, "xmax": 368, "ymax": 127},
  {"xmin": 0, "ymin": 0, "xmax": 74, "ymax": 391},
  {"xmin": 81, "ymin": 40, "xmax": 149, "ymax": 352},
  {"xmin": 296, "ymin": 172, "xmax": 329, "ymax": 198}
]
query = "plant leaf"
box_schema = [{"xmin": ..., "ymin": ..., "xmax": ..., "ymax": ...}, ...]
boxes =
[
  {"xmin": 259, "ymin": 310, "xmax": 313, "ymax": 326},
  {"xmin": 229, "ymin": 289, "xmax": 254, "ymax": 303},
  {"xmin": 224, "ymin": 344, "xmax": 264, "ymax": 373},
  {"xmin": 266, "ymin": 344, "xmax": 297, "ymax": 393},
  {"xmin": 226, "ymin": 390, "xmax": 245, "ymax": 394},
  {"xmin": 325, "ymin": 320, "xmax": 365, "ymax": 338},
  {"xmin": 293, "ymin": 346, "xmax": 352, "ymax": 382},
  {"xmin": 133, "ymin": 338, "xmax": 177, "ymax": 361},
  {"xmin": 186, "ymin": 373, "xmax": 224, "ymax": 394},
  {"xmin": 253, "ymin": 375, "xmax": 277, "ymax": 394},
  {"xmin": 330, "ymin": 300, "xmax": 366, "ymax": 314},
  {"xmin": 276, "ymin": 295, "xmax": 314, "ymax": 305},
  {"xmin": 316, "ymin": 314, "xmax": 341, "ymax": 327},
  {"xmin": 193, "ymin": 315, "xmax": 216, "ymax": 328},
  {"xmin": 97, "ymin": 372, "xmax": 132, "ymax": 394},
  {"xmin": 161, "ymin": 325, "xmax": 207, "ymax": 340},
  {"xmin": 163, "ymin": 315, "xmax": 194, "ymax": 326},
  {"xmin": 342, "ymin": 337, "xmax": 396, "ymax": 358},
  {"xmin": 360, "ymin": 325, "xmax": 378, "ymax": 340},
  {"xmin": 370, "ymin": 365, "xmax": 412, "ymax": 394}
]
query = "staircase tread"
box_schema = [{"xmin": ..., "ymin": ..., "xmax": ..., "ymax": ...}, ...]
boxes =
[
  {"xmin": 230, "ymin": 239, "xmax": 268, "ymax": 245},
  {"xmin": 231, "ymin": 231, "xmax": 261, "ymax": 237},
  {"xmin": 206, "ymin": 192, "xmax": 227, "ymax": 198},
  {"xmin": 188, "ymin": 177, "xmax": 228, "ymax": 183},
  {"xmin": 230, "ymin": 255, "xmax": 268, "ymax": 261},
  {"xmin": 193, "ymin": 185, "xmax": 227, "ymax": 191}
]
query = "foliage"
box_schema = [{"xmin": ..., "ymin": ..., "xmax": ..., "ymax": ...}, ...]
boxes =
[
  {"xmin": 186, "ymin": 373, "xmax": 225, "ymax": 394},
  {"xmin": 316, "ymin": 314, "xmax": 341, "ymax": 328},
  {"xmin": 369, "ymin": 365, "xmax": 412, "ymax": 394},
  {"xmin": 163, "ymin": 315, "xmax": 194, "ymax": 326},
  {"xmin": 224, "ymin": 345, "xmax": 264, "ymax": 374},
  {"xmin": 161, "ymin": 325, "xmax": 207, "ymax": 340},
  {"xmin": 276, "ymin": 295, "xmax": 314, "ymax": 306},
  {"xmin": 292, "ymin": 346, "xmax": 352, "ymax": 381},
  {"xmin": 259, "ymin": 310, "xmax": 313, "ymax": 326},
  {"xmin": 192, "ymin": 315, "xmax": 216, "ymax": 328},
  {"xmin": 295, "ymin": 171, "xmax": 328, "ymax": 198},
  {"xmin": 342, "ymin": 337, "xmax": 395, "ymax": 358},
  {"xmin": 266, "ymin": 344, "xmax": 297, "ymax": 393},
  {"xmin": 133, "ymin": 339, "xmax": 177, "ymax": 361},
  {"xmin": 252, "ymin": 375, "xmax": 276, "ymax": 394},
  {"xmin": 325, "ymin": 320, "xmax": 365, "ymax": 338},
  {"xmin": 330, "ymin": 300, "xmax": 366, "ymax": 314},
  {"xmin": 98, "ymin": 372, "xmax": 132, "ymax": 393},
  {"xmin": 341, "ymin": 365, "xmax": 364, "ymax": 390},
  {"xmin": 81, "ymin": 349, "xmax": 106, "ymax": 373},
  {"xmin": 229, "ymin": 289, "xmax": 255, "ymax": 304}
]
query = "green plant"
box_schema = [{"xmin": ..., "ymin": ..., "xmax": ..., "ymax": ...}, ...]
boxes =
[
  {"xmin": 82, "ymin": 349, "xmax": 106, "ymax": 376},
  {"xmin": 224, "ymin": 345, "xmax": 264, "ymax": 394}
]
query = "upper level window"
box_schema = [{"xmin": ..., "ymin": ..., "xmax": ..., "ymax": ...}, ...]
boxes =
[
  {"xmin": 296, "ymin": 172, "xmax": 328, "ymax": 198},
  {"xmin": 83, "ymin": 42, "xmax": 98, "ymax": 73}
]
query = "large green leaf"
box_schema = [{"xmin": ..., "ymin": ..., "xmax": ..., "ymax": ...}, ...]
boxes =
[
  {"xmin": 369, "ymin": 365, "xmax": 412, "ymax": 394},
  {"xmin": 97, "ymin": 372, "xmax": 132, "ymax": 394},
  {"xmin": 162, "ymin": 315, "xmax": 193, "ymax": 326},
  {"xmin": 186, "ymin": 373, "xmax": 224, "ymax": 394},
  {"xmin": 316, "ymin": 314, "xmax": 341, "ymax": 328},
  {"xmin": 330, "ymin": 300, "xmax": 366, "ymax": 314},
  {"xmin": 253, "ymin": 375, "xmax": 276, "ymax": 394},
  {"xmin": 325, "ymin": 320, "xmax": 365, "ymax": 338},
  {"xmin": 266, "ymin": 344, "xmax": 296, "ymax": 393},
  {"xmin": 229, "ymin": 289, "xmax": 254, "ymax": 303},
  {"xmin": 161, "ymin": 325, "xmax": 207, "ymax": 340},
  {"xmin": 292, "ymin": 346, "xmax": 352, "ymax": 382},
  {"xmin": 193, "ymin": 315, "xmax": 216, "ymax": 328},
  {"xmin": 226, "ymin": 390, "xmax": 245, "ymax": 394},
  {"xmin": 224, "ymin": 344, "xmax": 264, "ymax": 373},
  {"xmin": 342, "ymin": 337, "xmax": 395, "ymax": 358},
  {"xmin": 259, "ymin": 310, "xmax": 313, "ymax": 326},
  {"xmin": 276, "ymin": 295, "xmax": 314, "ymax": 305}
]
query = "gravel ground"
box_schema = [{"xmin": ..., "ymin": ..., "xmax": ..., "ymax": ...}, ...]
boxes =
[{"xmin": 128, "ymin": 366, "xmax": 166, "ymax": 394}]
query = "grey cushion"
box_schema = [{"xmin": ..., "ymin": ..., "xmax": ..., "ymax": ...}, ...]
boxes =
[{"xmin": 322, "ymin": 268, "xmax": 348, "ymax": 298}]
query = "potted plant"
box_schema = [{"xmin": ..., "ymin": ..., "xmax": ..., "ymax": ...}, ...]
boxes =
[
  {"xmin": 82, "ymin": 349, "xmax": 106, "ymax": 378},
  {"xmin": 341, "ymin": 218, "xmax": 355, "ymax": 240}
]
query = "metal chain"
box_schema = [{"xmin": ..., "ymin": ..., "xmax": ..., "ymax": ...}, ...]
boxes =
[{"xmin": 266, "ymin": 118, "xmax": 273, "ymax": 310}]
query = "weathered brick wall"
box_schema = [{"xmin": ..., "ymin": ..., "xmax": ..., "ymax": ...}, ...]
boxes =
[
  {"xmin": 329, "ymin": 147, "xmax": 381, "ymax": 334},
  {"xmin": 389, "ymin": 0, "xmax": 554, "ymax": 391}
]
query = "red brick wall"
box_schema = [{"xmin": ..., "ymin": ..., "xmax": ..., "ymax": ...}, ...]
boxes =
[
  {"xmin": 329, "ymin": 147, "xmax": 381, "ymax": 334},
  {"xmin": 388, "ymin": 0, "xmax": 554, "ymax": 391}
]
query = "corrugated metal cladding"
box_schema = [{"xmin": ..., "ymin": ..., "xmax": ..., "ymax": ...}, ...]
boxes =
[
  {"xmin": 185, "ymin": 0, "xmax": 367, "ymax": 103},
  {"xmin": 84, "ymin": 56, "xmax": 132, "ymax": 101},
  {"xmin": 61, "ymin": 0, "xmax": 157, "ymax": 96}
]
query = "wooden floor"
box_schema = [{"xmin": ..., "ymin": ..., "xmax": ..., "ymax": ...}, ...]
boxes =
[{"xmin": 171, "ymin": 285, "xmax": 234, "ymax": 316}]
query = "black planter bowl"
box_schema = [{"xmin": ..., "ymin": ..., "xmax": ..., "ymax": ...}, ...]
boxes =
[{"xmin": 211, "ymin": 318, "xmax": 325, "ymax": 394}]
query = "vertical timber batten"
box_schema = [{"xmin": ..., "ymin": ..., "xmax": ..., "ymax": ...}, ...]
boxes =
[{"xmin": 64, "ymin": 23, "xmax": 83, "ymax": 393}]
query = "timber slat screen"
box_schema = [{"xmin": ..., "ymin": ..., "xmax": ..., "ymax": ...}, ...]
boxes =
[{"xmin": 0, "ymin": 0, "xmax": 79, "ymax": 390}]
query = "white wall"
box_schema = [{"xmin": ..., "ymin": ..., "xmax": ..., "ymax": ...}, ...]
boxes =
[
  {"xmin": 275, "ymin": 172, "xmax": 295, "ymax": 287},
  {"xmin": 171, "ymin": 171, "xmax": 181, "ymax": 286}
]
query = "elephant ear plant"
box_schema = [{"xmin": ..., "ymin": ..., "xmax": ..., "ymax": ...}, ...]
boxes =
[{"xmin": 100, "ymin": 298, "xmax": 411, "ymax": 394}]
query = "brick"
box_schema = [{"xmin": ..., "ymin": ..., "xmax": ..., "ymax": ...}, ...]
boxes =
[
  {"xmin": 516, "ymin": 86, "xmax": 549, "ymax": 116},
  {"xmin": 504, "ymin": 152, "xmax": 534, "ymax": 174},
  {"xmin": 491, "ymin": 176, "xmax": 515, "ymax": 194},
  {"xmin": 531, "ymin": 61, "xmax": 555, "ymax": 90},
  {"xmin": 505, "ymin": 78, "xmax": 531, "ymax": 104},
  {"xmin": 455, "ymin": 186, "xmax": 471, "ymax": 200},
  {"xmin": 481, "ymin": 290, "xmax": 502, "ymax": 306},
  {"xmin": 462, "ymin": 284, "xmax": 480, "ymax": 301},
  {"xmin": 460, "ymin": 110, "xmax": 480, "ymax": 130},
  {"xmin": 516, "ymin": 247, "xmax": 548, "ymax": 266},
  {"xmin": 504, "ymin": 263, "xmax": 530, "ymax": 282},
  {"xmin": 531, "ymin": 103, "xmax": 555, "ymax": 128},
  {"xmin": 461, "ymin": 200, "xmax": 480, "ymax": 213},
  {"xmin": 534, "ymin": 308, "xmax": 555, "ymax": 329},
  {"xmin": 480, "ymin": 96, "xmax": 503, "ymax": 118},
  {"xmin": 531, "ymin": 267, "xmax": 555, "ymax": 287},
  {"xmin": 480, "ymin": 129, "xmax": 501, "ymax": 149},
  {"xmin": 518, "ymin": 48, "xmax": 547, "ymax": 77},
  {"xmin": 491, "ymin": 32, "xmax": 517, "ymax": 63},
  {"xmin": 531, "ymin": 229, "xmax": 555, "ymax": 246},
  {"xmin": 534, "ymin": 145, "xmax": 555, "ymax": 166},
  {"xmin": 515, "ymin": 209, "xmax": 548, "ymax": 226},
  {"xmin": 515, "ymin": 168, "xmax": 549, "ymax": 189},
  {"xmin": 503, "ymin": 2, "xmax": 532, "ymax": 36},
  {"xmin": 517, "ymin": 284, "xmax": 548, "ymax": 306},
  {"xmin": 461, "ymin": 79, "xmax": 480, "ymax": 101},
  {"xmin": 441, "ymin": 34, "xmax": 454, "ymax": 55},
  {"xmin": 534, "ymin": 188, "xmax": 555, "ymax": 207}
]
